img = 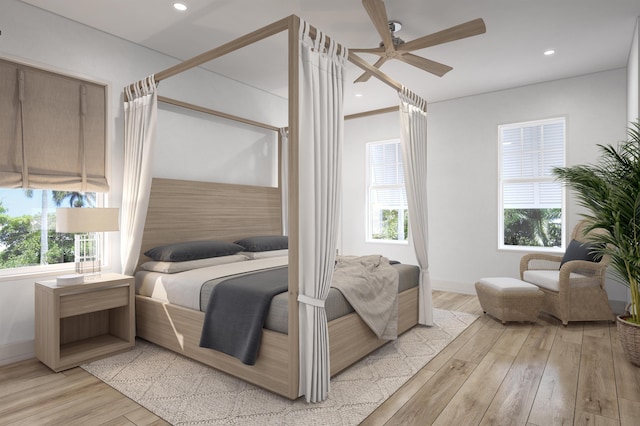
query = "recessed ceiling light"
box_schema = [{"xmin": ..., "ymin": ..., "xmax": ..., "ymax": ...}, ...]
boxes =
[
  {"xmin": 544, "ymin": 49, "xmax": 556, "ymax": 56},
  {"xmin": 173, "ymin": 3, "xmax": 187, "ymax": 11},
  {"xmin": 355, "ymin": 93, "xmax": 363, "ymax": 97}
]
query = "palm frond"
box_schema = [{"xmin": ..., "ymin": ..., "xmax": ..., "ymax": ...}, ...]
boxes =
[{"xmin": 554, "ymin": 121, "xmax": 640, "ymax": 322}]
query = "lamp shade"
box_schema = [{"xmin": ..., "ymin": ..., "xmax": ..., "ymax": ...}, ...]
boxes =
[{"xmin": 56, "ymin": 208, "xmax": 120, "ymax": 233}]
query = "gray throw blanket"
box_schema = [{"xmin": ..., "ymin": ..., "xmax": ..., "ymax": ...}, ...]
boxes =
[
  {"xmin": 331, "ymin": 255, "xmax": 399, "ymax": 339},
  {"xmin": 199, "ymin": 266, "xmax": 288, "ymax": 365}
]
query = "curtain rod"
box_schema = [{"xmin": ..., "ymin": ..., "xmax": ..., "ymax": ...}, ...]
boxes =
[
  {"xmin": 125, "ymin": 16, "xmax": 291, "ymax": 95},
  {"xmin": 158, "ymin": 96, "xmax": 280, "ymax": 132},
  {"xmin": 345, "ymin": 106, "xmax": 399, "ymax": 121}
]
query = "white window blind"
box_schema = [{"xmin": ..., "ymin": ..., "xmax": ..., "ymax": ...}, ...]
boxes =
[
  {"xmin": 366, "ymin": 140, "xmax": 408, "ymax": 241},
  {"xmin": 500, "ymin": 118, "xmax": 564, "ymax": 209}
]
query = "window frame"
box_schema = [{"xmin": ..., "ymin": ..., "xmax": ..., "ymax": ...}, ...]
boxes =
[
  {"xmin": 497, "ymin": 117, "xmax": 566, "ymax": 252},
  {"xmin": 0, "ymin": 54, "xmax": 113, "ymax": 280},
  {"xmin": 365, "ymin": 139, "xmax": 409, "ymax": 244}
]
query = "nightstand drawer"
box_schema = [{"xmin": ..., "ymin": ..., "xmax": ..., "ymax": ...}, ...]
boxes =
[{"xmin": 60, "ymin": 286, "xmax": 129, "ymax": 318}]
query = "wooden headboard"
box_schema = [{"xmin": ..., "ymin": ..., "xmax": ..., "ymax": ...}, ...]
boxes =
[{"xmin": 138, "ymin": 177, "xmax": 283, "ymax": 268}]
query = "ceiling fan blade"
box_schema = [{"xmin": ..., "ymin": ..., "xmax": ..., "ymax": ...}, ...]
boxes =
[
  {"xmin": 362, "ymin": 0, "xmax": 395, "ymax": 53},
  {"xmin": 396, "ymin": 53, "xmax": 453, "ymax": 77},
  {"xmin": 349, "ymin": 46, "xmax": 386, "ymax": 55},
  {"xmin": 354, "ymin": 56, "xmax": 389, "ymax": 83},
  {"xmin": 399, "ymin": 18, "xmax": 486, "ymax": 52}
]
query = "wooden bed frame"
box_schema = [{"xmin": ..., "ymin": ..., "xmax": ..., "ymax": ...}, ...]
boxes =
[
  {"xmin": 135, "ymin": 288, "xmax": 418, "ymax": 398},
  {"xmin": 128, "ymin": 15, "xmax": 424, "ymax": 400},
  {"xmin": 135, "ymin": 178, "xmax": 419, "ymax": 399}
]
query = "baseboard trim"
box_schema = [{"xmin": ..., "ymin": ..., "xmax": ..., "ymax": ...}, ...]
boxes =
[
  {"xmin": 610, "ymin": 300, "xmax": 627, "ymax": 316},
  {"xmin": 0, "ymin": 339, "xmax": 34, "ymax": 366},
  {"xmin": 432, "ymin": 280, "xmax": 476, "ymax": 295}
]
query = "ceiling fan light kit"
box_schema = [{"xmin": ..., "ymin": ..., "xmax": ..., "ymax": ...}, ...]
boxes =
[{"xmin": 353, "ymin": 0, "xmax": 486, "ymax": 83}]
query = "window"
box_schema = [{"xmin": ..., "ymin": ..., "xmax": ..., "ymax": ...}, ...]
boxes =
[
  {"xmin": 0, "ymin": 190, "xmax": 100, "ymax": 274},
  {"xmin": 0, "ymin": 57, "xmax": 109, "ymax": 276},
  {"xmin": 366, "ymin": 140, "xmax": 408, "ymax": 242},
  {"xmin": 499, "ymin": 118, "xmax": 565, "ymax": 250}
]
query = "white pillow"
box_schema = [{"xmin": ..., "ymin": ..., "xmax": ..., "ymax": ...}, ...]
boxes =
[
  {"xmin": 240, "ymin": 249, "xmax": 288, "ymax": 260},
  {"xmin": 140, "ymin": 254, "xmax": 248, "ymax": 273}
]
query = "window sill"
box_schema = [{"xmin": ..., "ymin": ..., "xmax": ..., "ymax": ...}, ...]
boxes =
[
  {"xmin": 0, "ymin": 263, "xmax": 117, "ymax": 283},
  {"xmin": 365, "ymin": 239, "xmax": 409, "ymax": 245},
  {"xmin": 498, "ymin": 245, "xmax": 564, "ymax": 254}
]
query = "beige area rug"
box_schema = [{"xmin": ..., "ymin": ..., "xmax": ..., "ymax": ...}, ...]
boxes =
[{"xmin": 81, "ymin": 308, "xmax": 477, "ymax": 425}]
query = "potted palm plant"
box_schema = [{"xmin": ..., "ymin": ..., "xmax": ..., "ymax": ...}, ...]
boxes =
[{"xmin": 553, "ymin": 120, "xmax": 640, "ymax": 366}]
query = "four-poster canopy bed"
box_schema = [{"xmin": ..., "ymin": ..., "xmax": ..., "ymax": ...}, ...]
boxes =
[{"xmin": 124, "ymin": 14, "xmax": 431, "ymax": 401}]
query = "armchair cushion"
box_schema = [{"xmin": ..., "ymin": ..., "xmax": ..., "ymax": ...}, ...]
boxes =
[
  {"xmin": 560, "ymin": 239, "xmax": 599, "ymax": 267},
  {"xmin": 523, "ymin": 270, "xmax": 595, "ymax": 291}
]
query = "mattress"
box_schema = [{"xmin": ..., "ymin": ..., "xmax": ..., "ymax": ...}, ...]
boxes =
[{"xmin": 135, "ymin": 256, "xmax": 420, "ymax": 334}]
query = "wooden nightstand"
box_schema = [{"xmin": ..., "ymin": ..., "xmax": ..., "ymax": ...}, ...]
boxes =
[{"xmin": 34, "ymin": 273, "xmax": 135, "ymax": 372}]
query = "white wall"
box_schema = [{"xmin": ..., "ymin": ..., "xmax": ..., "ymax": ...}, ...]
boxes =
[
  {"xmin": 0, "ymin": 0, "xmax": 286, "ymax": 365},
  {"xmin": 343, "ymin": 69, "xmax": 628, "ymax": 301},
  {"xmin": 629, "ymin": 18, "xmax": 640, "ymax": 124},
  {"xmin": 155, "ymin": 104, "xmax": 279, "ymax": 187}
]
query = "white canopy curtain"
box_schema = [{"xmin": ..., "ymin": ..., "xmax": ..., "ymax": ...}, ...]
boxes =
[
  {"xmin": 398, "ymin": 87, "xmax": 433, "ymax": 326},
  {"xmin": 121, "ymin": 75, "xmax": 158, "ymax": 275},
  {"xmin": 297, "ymin": 20, "xmax": 347, "ymax": 403}
]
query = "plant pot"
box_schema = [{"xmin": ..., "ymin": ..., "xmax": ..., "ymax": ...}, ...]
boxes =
[{"xmin": 617, "ymin": 315, "xmax": 640, "ymax": 366}]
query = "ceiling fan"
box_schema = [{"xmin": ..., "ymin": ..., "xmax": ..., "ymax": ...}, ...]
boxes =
[{"xmin": 352, "ymin": 0, "xmax": 486, "ymax": 83}]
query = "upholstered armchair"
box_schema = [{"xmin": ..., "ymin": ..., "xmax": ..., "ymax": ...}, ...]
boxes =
[{"xmin": 519, "ymin": 220, "xmax": 615, "ymax": 325}]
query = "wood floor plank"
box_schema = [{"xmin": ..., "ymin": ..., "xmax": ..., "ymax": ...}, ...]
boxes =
[
  {"xmin": 0, "ymin": 380, "xmax": 106, "ymax": 425},
  {"xmin": 611, "ymin": 328, "xmax": 640, "ymax": 403},
  {"xmin": 574, "ymin": 411, "xmax": 621, "ymax": 426},
  {"xmin": 0, "ymin": 373, "xmax": 98, "ymax": 422},
  {"xmin": 359, "ymin": 368, "xmax": 436, "ymax": 426},
  {"xmin": 432, "ymin": 291, "xmax": 472, "ymax": 311},
  {"xmin": 98, "ymin": 417, "xmax": 136, "ymax": 426},
  {"xmin": 123, "ymin": 407, "xmax": 171, "ymax": 426},
  {"xmin": 490, "ymin": 323, "xmax": 532, "ymax": 357},
  {"xmin": 63, "ymin": 388, "xmax": 141, "ymax": 426},
  {"xmin": 576, "ymin": 326, "xmax": 619, "ymax": 420},
  {"xmin": 555, "ymin": 321, "xmax": 584, "ymax": 344},
  {"xmin": 384, "ymin": 357, "xmax": 477, "ymax": 425},
  {"xmin": 0, "ymin": 358, "xmax": 51, "ymax": 382},
  {"xmin": 453, "ymin": 316, "xmax": 505, "ymax": 365},
  {"xmin": 432, "ymin": 351, "xmax": 514, "ymax": 426},
  {"xmin": 456, "ymin": 294, "xmax": 484, "ymax": 316},
  {"xmin": 0, "ymin": 370, "xmax": 67, "ymax": 399},
  {"xmin": 618, "ymin": 397, "xmax": 640, "ymax": 426},
  {"xmin": 528, "ymin": 328, "xmax": 582, "ymax": 426},
  {"xmin": 423, "ymin": 315, "xmax": 488, "ymax": 373},
  {"xmin": 479, "ymin": 323, "xmax": 557, "ymax": 426}
]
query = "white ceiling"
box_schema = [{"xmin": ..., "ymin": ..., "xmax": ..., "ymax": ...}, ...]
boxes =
[{"xmin": 21, "ymin": 0, "xmax": 640, "ymax": 115}]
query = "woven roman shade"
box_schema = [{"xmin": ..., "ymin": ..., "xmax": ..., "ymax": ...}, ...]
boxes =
[{"xmin": 0, "ymin": 58, "xmax": 109, "ymax": 192}]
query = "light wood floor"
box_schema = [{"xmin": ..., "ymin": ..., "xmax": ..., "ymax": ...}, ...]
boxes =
[
  {"xmin": 1, "ymin": 291, "xmax": 639, "ymax": 425},
  {"xmin": 363, "ymin": 291, "xmax": 640, "ymax": 426}
]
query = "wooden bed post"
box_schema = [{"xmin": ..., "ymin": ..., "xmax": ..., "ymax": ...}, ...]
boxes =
[{"xmin": 286, "ymin": 14, "xmax": 301, "ymax": 399}]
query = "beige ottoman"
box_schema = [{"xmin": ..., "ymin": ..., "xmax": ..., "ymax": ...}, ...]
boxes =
[{"xmin": 475, "ymin": 277, "xmax": 544, "ymax": 324}]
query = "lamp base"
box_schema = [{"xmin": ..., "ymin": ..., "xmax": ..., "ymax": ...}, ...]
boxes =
[{"xmin": 56, "ymin": 274, "xmax": 85, "ymax": 286}]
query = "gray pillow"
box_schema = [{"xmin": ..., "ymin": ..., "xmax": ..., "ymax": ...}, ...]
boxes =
[
  {"xmin": 234, "ymin": 235, "xmax": 288, "ymax": 252},
  {"xmin": 144, "ymin": 240, "xmax": 244, "ymax": 262},
  {"xmin": 560, "ymin": 239, "xmax": 599, "ymax": 267}
]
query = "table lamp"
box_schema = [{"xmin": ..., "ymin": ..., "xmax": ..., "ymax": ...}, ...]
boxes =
[{"xmin": 56, "ymin": 207, "xmax": 120, "ymax": 283}]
